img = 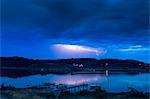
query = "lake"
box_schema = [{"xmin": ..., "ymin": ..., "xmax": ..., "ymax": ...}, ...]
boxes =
[{"xmin": 0, "ymin": 73, "xmax": 150, "ymax": 92}]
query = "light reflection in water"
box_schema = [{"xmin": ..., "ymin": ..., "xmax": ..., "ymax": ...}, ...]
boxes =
[
  {"xmin": 55, "ymin": 76, "xmax": 98, "ymax": 85},
  {"xmin": 53, "ymin": 74, "xmax": 105, "ymax": 85},
  {"xmin": 105, "ymin": 70, "xmax": 109, "ymax": 76}
]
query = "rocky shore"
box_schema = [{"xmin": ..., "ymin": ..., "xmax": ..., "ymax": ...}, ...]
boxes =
[{"xmin": 0, "ymin": 84, "xmax": 149, "ymax": 99}]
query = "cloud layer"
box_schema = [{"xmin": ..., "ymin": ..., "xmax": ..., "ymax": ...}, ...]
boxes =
[
  {"xmin": 1, "ymin": 0, "xmax": 149, "ymax": 62},
  {"xmin": 118, "ymin": 45, "xmax": 150, "ymax": 52},
  {"xmin": 53, "ymin": 44, "xmax": 106, "ymax": 57},
  {"xmin": 1, "ymin": 0, "xmax": 149, "ymax": 45}
]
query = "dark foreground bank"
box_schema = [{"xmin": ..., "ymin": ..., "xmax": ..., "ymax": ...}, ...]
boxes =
[{"xmin": 0, "ymin": 85, "xmax": 149, "ymax": 99}]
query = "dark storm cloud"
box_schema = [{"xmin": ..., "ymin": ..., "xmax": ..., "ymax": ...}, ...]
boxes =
[
  {"xmin": 1, "ymin": 0, "xmax": 150, "ymax": 62},
  {"xmin": 1, "ymin": 0, "xmax": 149, "ymax": 45}
]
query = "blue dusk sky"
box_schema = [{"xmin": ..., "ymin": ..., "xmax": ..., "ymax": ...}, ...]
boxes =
[{"xmin": 1, "ymin": 0, "xmax": 150, "ymax": 63}]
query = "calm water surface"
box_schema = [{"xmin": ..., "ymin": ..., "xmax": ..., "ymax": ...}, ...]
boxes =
[{"xmin": 0, "ymin": 73, "xmax": 150, "ymax": 92}]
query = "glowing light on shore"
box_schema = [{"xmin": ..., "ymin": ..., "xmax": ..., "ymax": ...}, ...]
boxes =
[{"xmin": 53, "ymin": 44, "xmax": 106, "ymax": 56}]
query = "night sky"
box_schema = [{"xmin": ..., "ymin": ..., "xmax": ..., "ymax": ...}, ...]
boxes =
[{"xmin": 1, "ymin": 0, "xmax": 150, "ymax": 62}]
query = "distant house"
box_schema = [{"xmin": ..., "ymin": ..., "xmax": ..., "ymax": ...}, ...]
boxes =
[
  {"xmin": 73, "ymin": 63, "xmax": 84, "ymax": 68},
  {"xmin": 79, "ymin": 64, "xmax": 83, "ymax": 67}
]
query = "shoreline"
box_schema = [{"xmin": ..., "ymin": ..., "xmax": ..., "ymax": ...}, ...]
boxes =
[
  {"xmin": 0, "ymin": 84, "xmax": 149, "ymax": 99},
  {"xmin": 0, "ymin": 71, "xmax": 149, "ymax": 78}
]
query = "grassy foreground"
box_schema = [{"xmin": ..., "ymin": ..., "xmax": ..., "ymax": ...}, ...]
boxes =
[{"xmin": 0, "ymin": 86, "xmax": 149, "ymax": 99}]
